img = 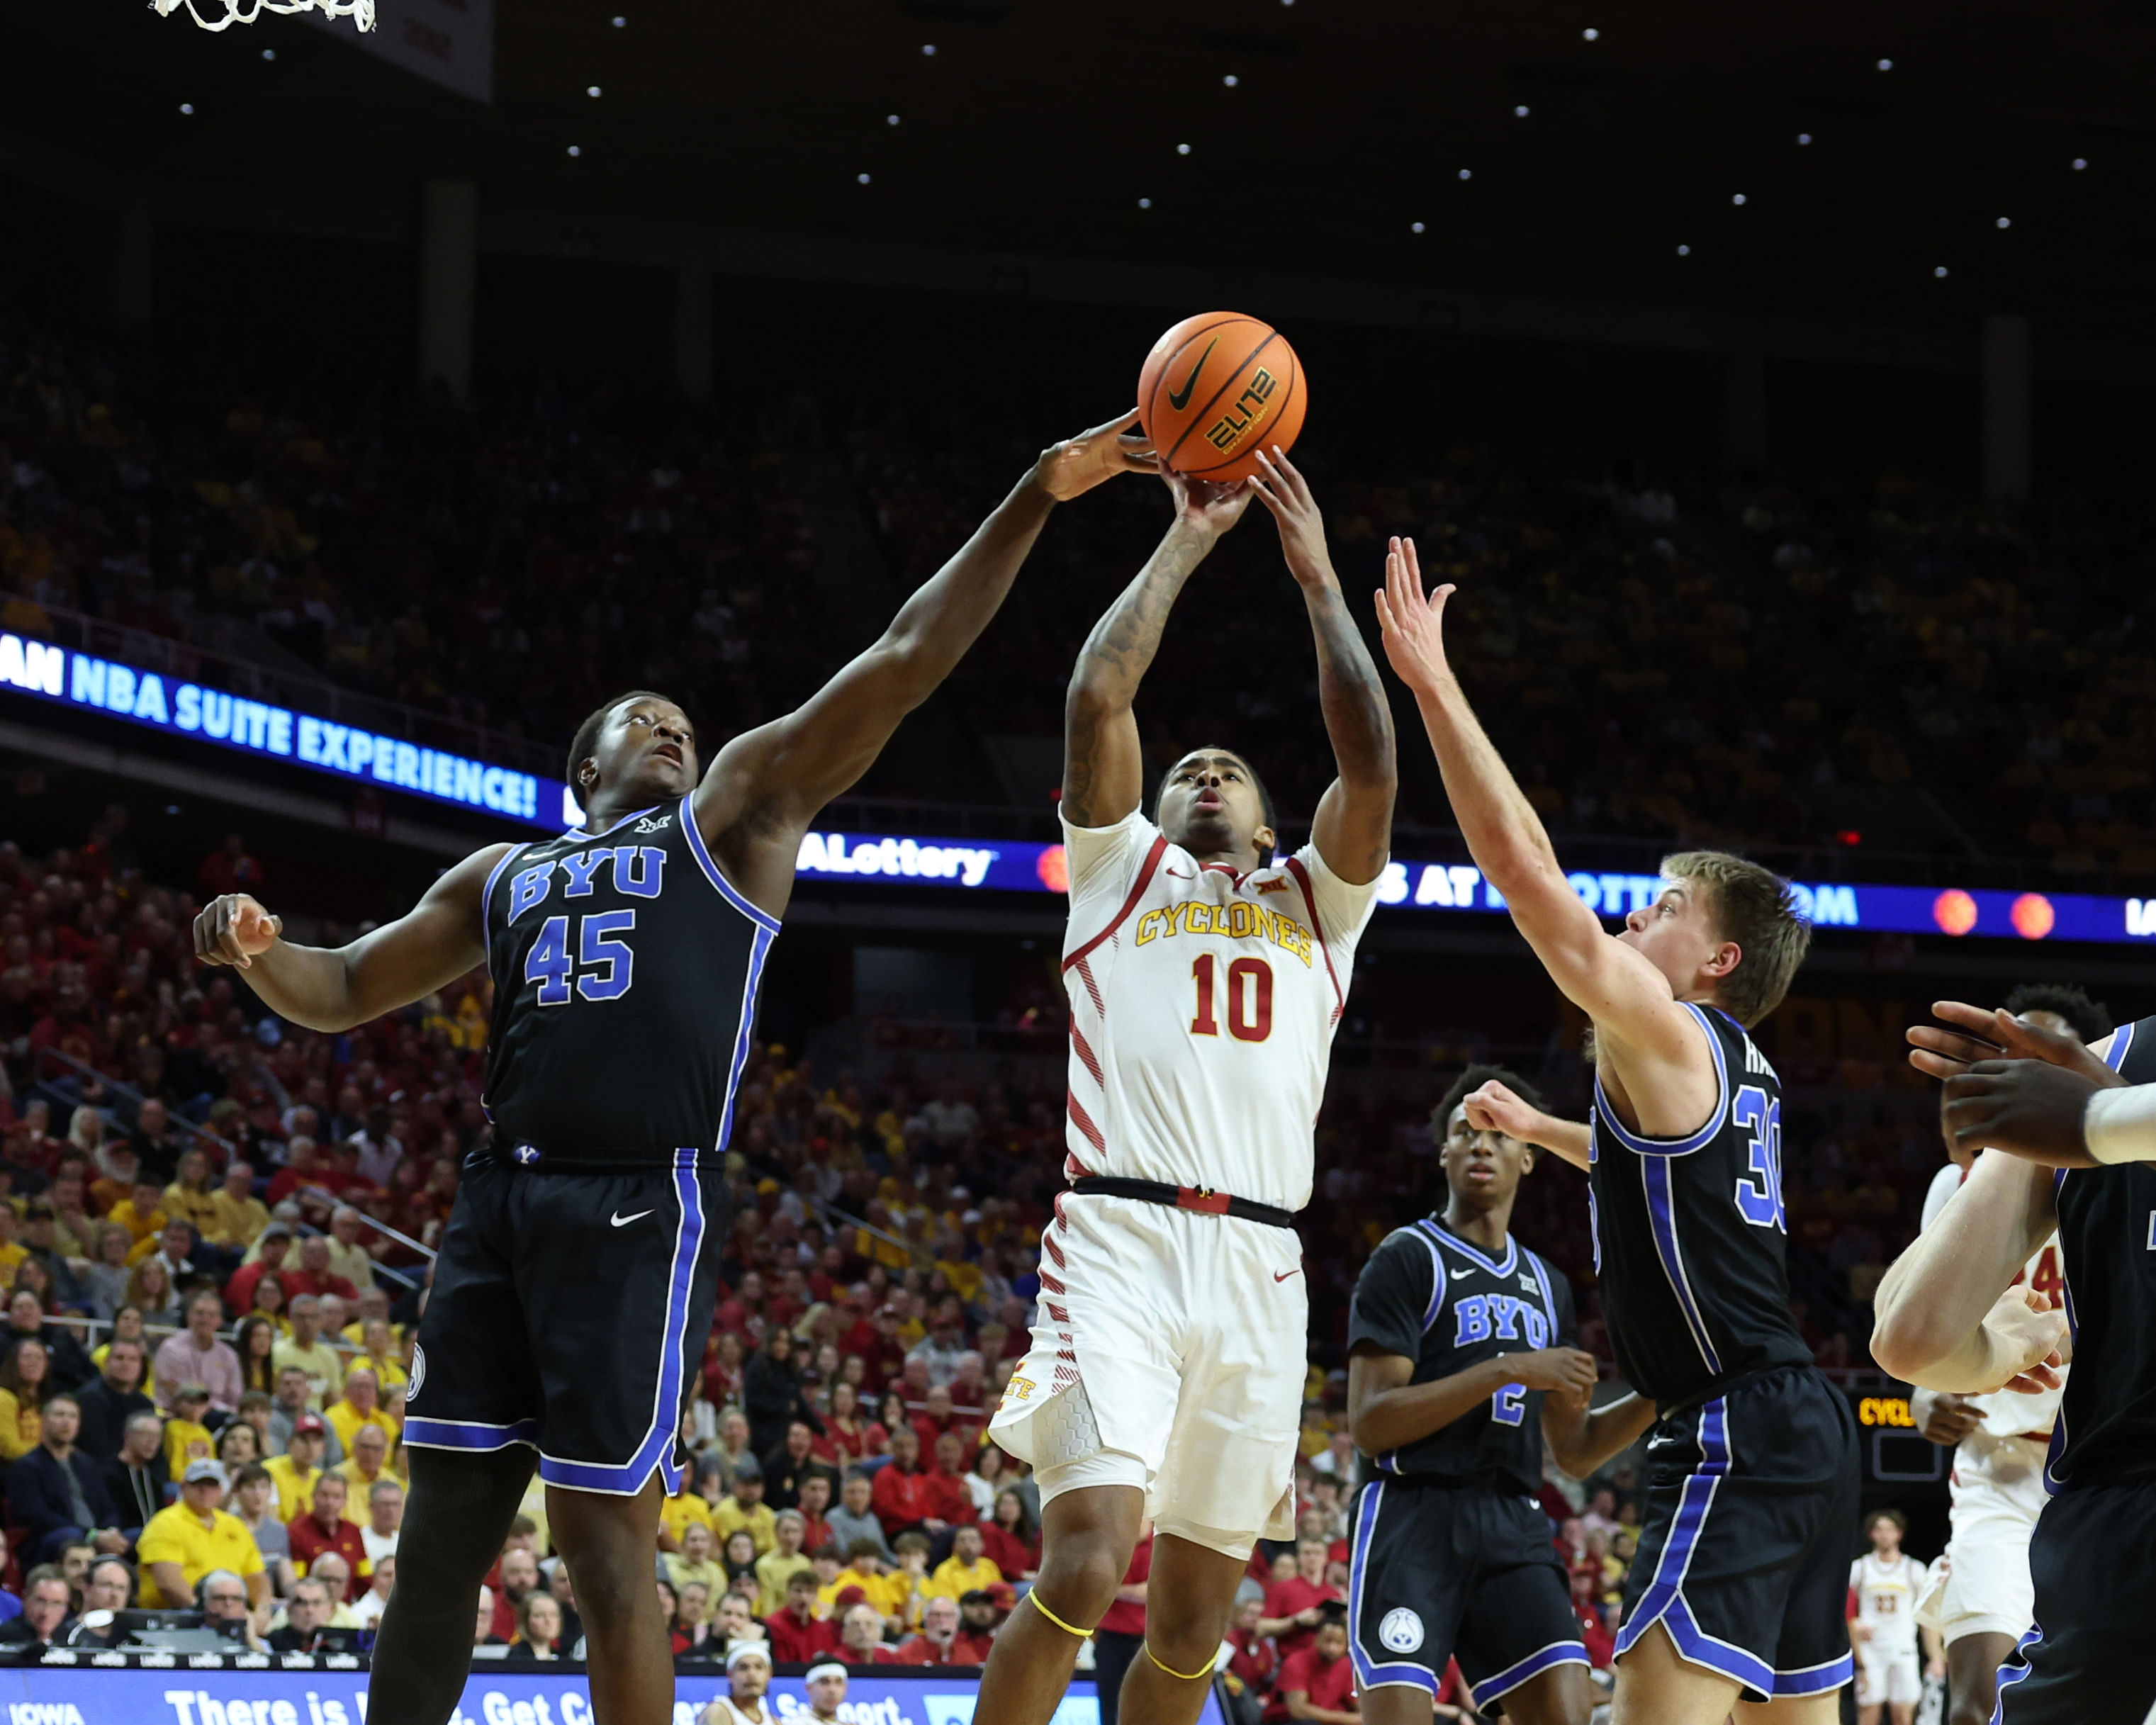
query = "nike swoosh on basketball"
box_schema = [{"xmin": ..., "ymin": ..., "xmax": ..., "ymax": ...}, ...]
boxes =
[
  {"xmin": 610, "ymin": 1209, "xmax": 654, "ymax": 1227},
  {"xmin": 1274, "ymin": 1268, "xmax": 1301, "ymax": 1282},
  {"xmin": 1166, "ymin": 339, "xmax": 1217, "ymax": 412}
]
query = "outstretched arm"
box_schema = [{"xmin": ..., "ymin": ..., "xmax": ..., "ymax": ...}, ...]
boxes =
[
  {"xmin": 1542, "ymin": 1386, "xmax": 1658, "ymax": 1478},
  {"xmin": 1060, "ymin": 472, "xmax": 1255, "ymax": 828},
  {"xmin": 192, "ymin": 844, "xmax": 507, "ymax": 1033},
  {"xmin": 1348, "ymin": 1342, "xmax": 1597, "ymax": 1456},
  {"xmin": 1463, "ymin": 1079, "xmax": 1593, "ymax": 1171},
  {"xmin": 700, "ymin": 412, "xmax": 1155, "ymax": 911},
  {"xmin": 1250, "ymin": 448, "xmax": 1396, "ymax": 884},
  {"xmin": 1374, "ymin": 540, "xmax": 1705, "ymax": 1091}
]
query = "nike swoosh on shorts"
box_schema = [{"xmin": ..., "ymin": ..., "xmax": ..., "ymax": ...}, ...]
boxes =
[{"xmin": 610, "ymin": 1209, "xmax": 654, "ymax": 1227}]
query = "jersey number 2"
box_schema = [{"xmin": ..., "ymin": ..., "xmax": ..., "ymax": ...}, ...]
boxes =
[
  {"xmin": 526, "ymin": 911, "xmax": 637, "ymax": 1005},
  {"xmin": 1191, "ymin": 954, "xmax": 1273, "ymax": 1041}
]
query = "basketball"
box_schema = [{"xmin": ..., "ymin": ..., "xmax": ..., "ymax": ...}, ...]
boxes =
[{"xmin": 1137, "ymin": 310, "xmax": 1307, "ymax": 485}]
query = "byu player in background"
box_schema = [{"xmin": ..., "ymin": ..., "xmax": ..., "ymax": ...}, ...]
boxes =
[
  {"xmin": 1907, "ymin": 984, "xmax": 2104, "ymax": 1725},
  {"xmin": 1376, "ymin": 539, "xmax": 1856, "ymax": 1724},
  {"xmin": 192, "ymin": 412, "xmax": 1153, "ymax": 1725},
  {"xmin": 1347, "ymin": 1063, "xmax": 1656, "ymax": 1725},
  {"xmin": 980, "ymin": 445, "xmax": 1396, "ymax": 1725}
]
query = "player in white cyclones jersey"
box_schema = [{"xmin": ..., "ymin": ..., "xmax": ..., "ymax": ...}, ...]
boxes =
[
  {"xmin": 979, "ymin": 447, "xmax": 1396, "ymax": 1725},
  {"xmin": 1848, "ymin": 1510, "xmax": 1939, "ymax": 1725},
  {"xmin": 1906, "ymin": 986, "xmax": 2103, "ymax": 1725}
]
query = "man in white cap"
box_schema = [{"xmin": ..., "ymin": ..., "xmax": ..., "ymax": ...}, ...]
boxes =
[
  {"xmin": 700, "ymin": 1641, "xmax": 773, "ymax": 1725},
  {"xmin": 804, "ymin": 1661, "xmax": 849, "ymax": 1725}
]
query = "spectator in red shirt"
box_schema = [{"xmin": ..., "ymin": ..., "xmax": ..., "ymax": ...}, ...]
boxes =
[
  {"xmin": 812, "ymin": 1383, "xmax": 878, "ymax": 1468},
  {"xmin": 926, "ymin": 1429, "xmax": 979, "ymax": 1527},
  {"xmin": 282, "ymin": 1235, "xmax": 359, "ymax": 1304},
  {"xmin": 947, "ymin": 1352, "xmax": 991, "ymax": 1415},
  {"xmin": 765, "ymin": 1570, "xmax": 843, "ymax": 1663},
  {"xmin": 797, "ymin": 1473, "xmax": 835, "ymax": 1555},
  {"xmin": 979, "ymin": 1488, "xmax": 1039, "ymax": 1579},
  {"xmin": 870, "ymin": 1427, "xmax": 946, "ymax": 1540},
  {"xmin": 838, "ymin": 1601, "xmax": 902, "ymax": 1664},
  {"xmin": 1259, "ymin": 1539, "xmax": 1344, "ymax": 1660},
  {"xmin": 949, "ymin": 1590, "xmax": 1001, "ymax": 1664},
  {"xmin": 286, "ymin": 1474, "xmax": 370, "ymax": 1601},
  {"xmin": 223, "ymin": 1225, "xmax": 295, "ymax": 1313},
  {"xmin": 265, "ymin": 1142, "xmax": 324, "ymax": 1210},
  {"xmin": 1224, "ymin": 1593, "xmax": 1280, "ymax": 1712},
  {"xmin": 911, "ymin": 1384, "xmax": 982, "ymax": 1456},
  {"xmin": 1276, "ymin": 1612, "xmax": 1357, "ymax": 1725},
  {"xmin": 894, "ymin": 1595, "xmax": 968, "ymax": 1665},
  {"xmin": 197, "ymin": 834, "xmax": 266, "ymax": 902}
]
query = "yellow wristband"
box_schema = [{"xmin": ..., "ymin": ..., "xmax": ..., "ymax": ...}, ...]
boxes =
[{"xmin": 1027, "ymin": 1590, "xmax": 1094, "ymax": 1640}]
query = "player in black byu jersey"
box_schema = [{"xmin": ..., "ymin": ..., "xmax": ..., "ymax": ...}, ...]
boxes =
[
  {"xmin": 1374, "ymin": 542, "xmax": 1858, "ymax": 1724},
  {"xmin": 1347, "ymin": 1063, "xmax": 1656, "ymax": 1725},
  {"xmin": 190, "ymin": 412, "xmax": 1154, "ymax": 1725},
  {"xmin": 1876, "ymin": 1001, "xmax": 2153, "ymax": 1724}
]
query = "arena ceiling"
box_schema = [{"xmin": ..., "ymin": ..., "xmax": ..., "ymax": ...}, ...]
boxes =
[{"xmin": 14, "ymin": 0, "xmax": 2156, "ymax": 341}]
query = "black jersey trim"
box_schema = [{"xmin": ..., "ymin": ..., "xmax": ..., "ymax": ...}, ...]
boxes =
[
  {"xmin": 567, "ymin": 804, "xmax": 663, "ymax": 840},
  {"xmin": 1644, "ymin": 1154, "xmax": 1724, "ymax": 1375},
  {"xmin": 714, "ymin": 923, "xmax": 777, "ymax": 1155},
  {"xmin": 678, "ymin": 795, "xmax": 782, "ymax": 935},
  {"xmin": 1593, "ymin": 1003, "xmax": 1731, "ymax": 1157},
  {"xmin": 1417, "ymin": 1217, "xmax": 1519, "ymax": 1279},
  {"xmin": 479, "ymin": 843, "xmax": 532, "ymax": 970}
]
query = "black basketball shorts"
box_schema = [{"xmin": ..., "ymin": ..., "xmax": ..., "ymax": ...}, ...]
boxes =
[
  {"xmin": 1349, "ymin": 1477, "xmax": 1588, "ymax": 1714},
  {"xmin": 402, "ymin": 1152, "xmax": 731, "ymax": 1495},
  {"xmin": 1993, "ymin": 1478, "xmax": 2156, "ymax": 1724},
  {"xmin": 1615, "ymin": 1364, "xmax": 1860, "ymax": 1702}
]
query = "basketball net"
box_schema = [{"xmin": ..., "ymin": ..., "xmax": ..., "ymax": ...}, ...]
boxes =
[{"xmin": 150, "ymin": 0, "xmax": 374, "ymax": 30}]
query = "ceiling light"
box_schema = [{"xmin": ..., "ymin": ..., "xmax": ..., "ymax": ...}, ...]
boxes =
[
  {"xmin": 921, "ymin": 43, "xmax": 936, "ymax": 55},
  {"xmin": 1514, "ymin": 104, "xmax": 1529, "ymax": 117},
  {"xmin": 1997, "ymin": 216, "xmax": 2011, "ymax": 229},
  {"xmin": 1459, "ymin": 168, "xmax": 1472, "ymax": 180},
  {"xmin": 1223, "ymin": 74, "xmax": 1239, "ymax": 86},
  {"xmin": 2073, "ymin": 157, "xmax": 2089, "ymax": 170},
  {"xmin": 261, "ymin": 47, "xmax": 275, "ymax": 59},
  {"xmin": 1138, "ymin": 197, "xmax": 1153, "ymax": 208},
  {"xmin": 610, "ymin": 13, "xmax": 624, "ymax": 23},
  {"xmin": 887, "ymin": 114, "xmax": 900, "ymax": 125},
  {"xmin": 1410, "ymin": 221, "xmax": 1425, "ymax": 233},
  {"xmin": 566, "ymin": 145, "xmax": 581, "ymax": 157},
  {"xmin": 1876, "ymin": 57, "xmax": 1893, "ymax": 70},
  {"xmin": 1797, "ymin": 132, "xmax": 1812, "ymax": 145},
  {"xmin": 587, "ymin": 85, "xmax": 601, "ymax": 97},
  {"xmin": 1177, "ymin": 143, "xmax": 1191, "ymax": 155},
  {"xmin": 1677, "ymin": 244, "xmax": 1690, "ymax": 256},
  {"xmin": 858, "ymin": 172, "xmax": 872, "ymax": 184},
  {"xmin": 1934, "ymin": 265, "xmax": 1948, "ymax": 278},
  {"xmin": 179, "ymin": 103, "xmax": 194, "ymax": 114},
  {"xmin": 1732, "ymin": 193, "xmax": 1747, "ymax": 205},
  {"xmin": 1583, "ymin": 26, "xmax": 1599, "ymax": 39}
]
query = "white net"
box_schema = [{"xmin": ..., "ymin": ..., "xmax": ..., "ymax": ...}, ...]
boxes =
[{"xmin": 150, "ymin": 0, "xmax": 374, "ymax": 30}]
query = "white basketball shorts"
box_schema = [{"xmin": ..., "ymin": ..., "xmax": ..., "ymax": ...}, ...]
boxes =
[
  {"xmin": 1931, "ymin": 1433, "xmax": 2046, "ymax": 1645},
  {"xmin": 989, "ymin": 1192, "xmax": 1307, "ymax": 1560},
  {"xmin": 1855, "ymin": 1644, "xmax": 1922, "ymax": 1707}
]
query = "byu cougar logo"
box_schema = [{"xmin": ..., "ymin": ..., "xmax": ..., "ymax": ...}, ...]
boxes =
[
  {"xmin": 407, "ymin": 1344, "xmax": 427, "ymax": 1403},
  {"xmin": 634, "ymin": 814, "xmax": 674, "ymax": 834}
]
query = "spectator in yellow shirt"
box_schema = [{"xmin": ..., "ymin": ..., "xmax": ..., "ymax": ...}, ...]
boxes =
[
  {"xmin": 922, "ymin": 1522, "xmax": 1002, "ymax": 1601},
  {"xmin": 137, "ymin": 1461, "xmax": 269, "ymax": 1609},
  {"xmin": 106, "ymin": 1180, "xmax": 167, "ymax": 1249},
  {"xmin": 161, "ymin": 1150, "xmax": 223, "ymax": 1236},
  {"xmin": 0, "ymin": 1208, "xmax": 29, "ymax": 1291},
  {"xmin": 663, "ymin": 1521, "xmax": 727, "ymax": 1600},
  {"xmin": 0, "ymin": 1336, "xmax": 49, "ymax": 1461},
  {"xmin": 162, "ymin": 1384, "xmax": 218, "ymax": 1477},
  {"xmin": 660, "ymin": 1477, "xmax": 716, "ymax": 1551},
  {"xmin": 264, "ymin": 1415, "xmax": 329, "ymax": 1522},
  {"xmin": 334, "ymin": 1422, "xmax": 403, "ymax": 1492},
  {"xmin": 711, "ymin": 1458, "xmax": 777, "ymax": 1556},
  {"xmin": 819, "ymin": 1539, "xmax": 913, "ymax": 1633},
  {"xmin": 325, "ymin": 1366, "xmax": 398, "ymax": 1456},
  {"xmin": 206, "ymin": 1161, "xmax": 271, "ymax": 1249},
  {"xmin": 752, "ymin": 1510, "xmax": 812, "ymax": 1617}
]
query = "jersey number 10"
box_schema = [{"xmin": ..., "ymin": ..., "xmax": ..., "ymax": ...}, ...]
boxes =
[{"xmin": 1190, "ymin": 954, "xmax": 1274, "ymax": 1042}]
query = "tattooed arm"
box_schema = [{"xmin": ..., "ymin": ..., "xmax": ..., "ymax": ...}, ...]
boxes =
[
  {"xmin": 1061, "ymin": 474, "xmax": 1257, "ymax": 827},
  {"xmin": 1250, "ymin": 447, "xmax": 1398, "ymax": 884}
]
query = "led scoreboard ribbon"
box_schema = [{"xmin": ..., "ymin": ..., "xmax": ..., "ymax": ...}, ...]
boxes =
[{"xmin": 7, "ymin": 629, "xmax": 2155, "ymax": 942}]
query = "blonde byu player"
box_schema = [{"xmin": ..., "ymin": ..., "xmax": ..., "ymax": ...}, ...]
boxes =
[{"xmin": 979, "ymin": 447, "xmax": 1396, "ymax": 1725}]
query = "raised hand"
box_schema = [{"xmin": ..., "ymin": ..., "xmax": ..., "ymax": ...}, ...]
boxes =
[
  {"xmin": 1465, "ymin": 1079, "xmax": 1546, "ymax": 1143},
  {"xmin": 1942, "ymin": 1058, "xmax": 2106, "ymax": 1167},
  {"xmin": 193, "ymin": 894, "xmax": 283, "ymax": 970},
  {"xmin": 1372, "ymin": 536, "xmax": 1455, "ymax": 697},
  {"xmin": 1918, "ymin": 1393, "xmax": 1984, "ymax": 1447},
  {"xmin": 1909, "ymin": 1000, "xmax": 2122, "ymax": 1087},
  {"xmin": 1034, "ymin": 410, "xmax": 1159, "ymax": 502},
  {"xmin": 1162, "ymin": 466, "xmax": 1256, "ymax": 539},
  {"xmin": 1982, "ymin": 1286, "xmax": 2069, "ymax": 1394},
  {"xmin": 1247, "ymin": 445, "xmax": 1333, "ymax": 587}
]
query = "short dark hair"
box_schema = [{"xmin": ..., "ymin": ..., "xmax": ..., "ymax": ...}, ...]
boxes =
[
  {"xmin": 1434, "ymin": 1063, "xmax": 1544, "ymax": 1133},
  {"xmin": 565, "ymin": 690, "xmax": 671, "ymax": 792},
  {"xmin": 2002, "ymin": 984, "xmax": 2112, "ymax": 1046},
  {"xmin": 1152, "ymin": 748, "xmax": 1279, "ymax": 860},
  {"xmin": 1868, "ymin": 1507, "xmax": 1907, "ymax": 1534}
]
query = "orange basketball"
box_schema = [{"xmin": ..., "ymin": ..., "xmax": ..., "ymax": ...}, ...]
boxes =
[{"xmin": 1136, "ymin": 311, "xmax": 1306, "ymax": 484}]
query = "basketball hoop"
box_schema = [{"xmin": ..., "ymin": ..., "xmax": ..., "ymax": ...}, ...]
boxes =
[{"xmin": 150, "ymin": 0, "xmax": 374, "ymax": 31}]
